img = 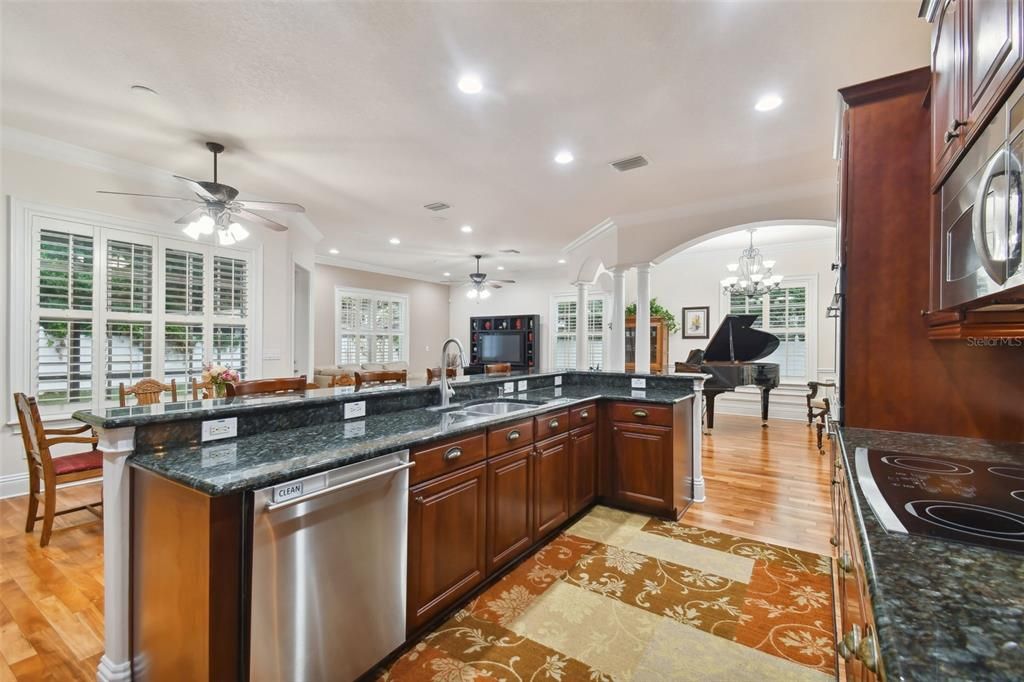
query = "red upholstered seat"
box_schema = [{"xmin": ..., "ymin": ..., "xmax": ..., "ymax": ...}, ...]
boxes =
[{"xmin": 52, "ymin": 450, "xmax": 103, "ymax": 476}]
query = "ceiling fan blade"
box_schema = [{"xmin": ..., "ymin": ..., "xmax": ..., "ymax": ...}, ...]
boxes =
[
  {"xmin": 234, "ymin": 209, "xmax": 289, "ymax": 232},
  {"xmin": 173, "ymin": 175, "xmax": 218, "ymax": 201},
  {"xmin": 97, "ymin": 190, "xmax": 199, "ymax": 202},
  {"xmin": 234, "ymin": 199, "xmax": 306, "ymax": 213},
  {"xmin": 174, "ymin": 207, "xmax": 207, "ymax": 225},
  {"xmin": 492, "ymin": 279, "xmax": 517, "ymax": 284},
  {"xmin": 488, "ymin": 283, "xmax": 503, "ymax": 289}
]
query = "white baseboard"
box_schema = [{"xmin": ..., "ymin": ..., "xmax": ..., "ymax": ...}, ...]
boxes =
[{"xmin": 0, "ymin": 472, "xmax": 101, "ymax": 500}]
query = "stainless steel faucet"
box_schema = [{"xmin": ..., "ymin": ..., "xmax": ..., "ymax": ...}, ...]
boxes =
[{"xmin": 439, "ymin": 337, "xmax": 468, "ymax": 408}]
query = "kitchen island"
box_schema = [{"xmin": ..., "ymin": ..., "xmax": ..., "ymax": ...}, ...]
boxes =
[{"xmin": 74, "ymin": 370, "xmax": 707, "ymax": 681}]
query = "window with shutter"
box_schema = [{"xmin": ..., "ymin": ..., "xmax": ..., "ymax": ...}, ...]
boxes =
[
  {"xmin": 38, "ymin": 229, "xmax": 94, "ymax": 311},
  {"xmin": 334, "ymin": 288, "xmax": 408, "ymax": 365},
  {"xmin": 164, "ymin": 323, "xmax": 204, "ymax": 384},
  {"xmin": 550, "ymin": 293, "xmax": 608, "ymax": 370},
  {"xmin": 106, "ymin": 239, "xmax": 153, "ymax": 314},
  {"xmin": 726, "ymin": 281, "xmax": 811, "ymax": 381},
  {"xmin": 104, "ymin": 322, "xmax": 153, "ymax": 402},
  {"xmin": 36, "ymin": 319, "xmax": 93, "ymax": 406},
  {"xmin": 214, "ymin": 256, "xmax": 248, "ymax": 317},
  {"xmin": 165, "ymin": 248, "xmax": 204, "ymax": 315},
  {"xmin": 213, "ymin": 325, "xmax": 248, "ymax": 378}
]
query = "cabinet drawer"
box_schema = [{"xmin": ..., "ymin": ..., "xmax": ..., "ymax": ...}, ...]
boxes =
[
  {"xmin": 534, "ymin": 409, "xmax": 569, "ymax": 440},
  {"xmin": 569, "ymin": 403, "xmax": 597, "ymax": 429},
  {"xmin": 609, "ymin": 402, "xmax": 672, "ymax": 426},
  {"xmin": 487, "ymin": 418, "xmax": 534, "ymax": 457},
  {"xmin": 411, "ymin": 433, "xmax": 486, "ymax": 485}
]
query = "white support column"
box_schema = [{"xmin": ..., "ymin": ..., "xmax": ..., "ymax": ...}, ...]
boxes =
[
  {"xmin": 635, "ymin": 263, "xmax": 652, "ymax": 374},
  {"xmin": 609, "ymin": 267, "xmax": 627, "ymax": 372},
  {"xmin": 689, "ymin": 375, "xmax": 707, "ymax": 502},
  {"xmin": 96, "ymin": 426, "xmax": 136, "ymax": 682},
  {"xmin": 575, "ymin": 281, "xmax": 589, "ymax": 370}
]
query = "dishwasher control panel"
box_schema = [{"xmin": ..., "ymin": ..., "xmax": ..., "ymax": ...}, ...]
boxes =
[{"xmin": 272, "ymin": 472, "xmax": 327, "ymax": 504}]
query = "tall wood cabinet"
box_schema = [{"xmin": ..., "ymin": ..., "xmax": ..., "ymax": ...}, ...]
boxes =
[{"xmin": 624, "ymin": 316, "xmax": 669, "ymax": 374}]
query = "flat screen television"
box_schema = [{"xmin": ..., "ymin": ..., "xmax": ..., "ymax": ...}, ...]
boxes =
[{"xmin": 479, "ymin": 331, "xmax": 524, "ymax": 364}]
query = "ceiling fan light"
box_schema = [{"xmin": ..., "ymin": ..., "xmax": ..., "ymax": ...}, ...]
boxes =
[
  {"xmin": 479, "ymin": 289, "xmax": 491, "ymax": 299},
  {"xmin": 227, "ymin": 222, "xmax": 250, "ymax": 242},
  {"xmin": 182, "ymin": 222, "xmax": 204, "ymax": 240},
  {"xmin": 196, "ymin": 214, "xmax": 215, "ymax": 235},
  {"xmin": 466, "ymin": 289, "xmax": 478, "ymax": 299},
  {"xmin": 217, "ymin": 228, "xmax": 237, "ymax": 247}
]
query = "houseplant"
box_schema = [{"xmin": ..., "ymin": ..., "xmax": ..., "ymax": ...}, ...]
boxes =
[{"xmin": 625, "ymin": 298, "xmax": 679, "ymax": 334}]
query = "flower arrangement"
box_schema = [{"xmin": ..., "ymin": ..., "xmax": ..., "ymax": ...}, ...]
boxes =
[{"xmin": 202, "ymin": 362, "xmax": 240, "ymax": 398}]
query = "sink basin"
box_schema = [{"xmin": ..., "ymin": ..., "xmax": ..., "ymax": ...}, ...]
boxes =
[{"xmin": 462, "ymin": 401, "xmax": 537, "ymax": 416}]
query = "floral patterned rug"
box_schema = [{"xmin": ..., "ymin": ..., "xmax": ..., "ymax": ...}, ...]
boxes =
[{"xmin": 377, "ymin": 505, "xmax": 836, "ymax": 681}]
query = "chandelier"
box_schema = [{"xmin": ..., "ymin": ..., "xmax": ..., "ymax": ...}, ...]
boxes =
[{"xmin": 720, "ymin": 229, "xmax": 783, "ymax": 298}]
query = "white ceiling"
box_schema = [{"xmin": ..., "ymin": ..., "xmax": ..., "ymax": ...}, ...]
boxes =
[
  {"xmin": 2, "ymin": 1, "xmax": 929, "ymax": 282},
  {"xmin": 684, "ymin": 223, "xmax": 836, "ymax": 253}
]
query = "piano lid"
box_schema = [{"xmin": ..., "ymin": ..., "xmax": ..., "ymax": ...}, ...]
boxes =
[{"xmin": 703, "ymin": 314, "xmax": 780, "ymax": 363}]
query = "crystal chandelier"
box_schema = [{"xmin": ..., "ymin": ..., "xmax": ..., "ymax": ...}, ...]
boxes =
[{"xmin": 720, "ymin": 229, "xmax": 783, "ymax": 298}]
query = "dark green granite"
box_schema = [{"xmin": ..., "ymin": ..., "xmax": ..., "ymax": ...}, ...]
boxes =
[
  {"xmin": 837, "ymin": 427, "xmax": 1024, "ymax": 682},
  {"xmin": 127, "ymin": 383, "xmax": 694, "ymax": 496}
]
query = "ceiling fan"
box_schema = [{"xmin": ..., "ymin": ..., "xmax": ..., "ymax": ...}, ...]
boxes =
[
  {"xmin": 445, "ymin": 254, "xmax": 516, "ymax": 300},
  {"xmin": 97, "ymin": 141, "xmax": 305, "ymax": 246}
]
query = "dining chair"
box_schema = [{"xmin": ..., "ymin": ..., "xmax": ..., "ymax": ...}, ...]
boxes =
[
  {"xmin": 425, "ymin": 367, "xmax": 457, "ymax": 385},
  {"xmin": 354, "ymin": 370, "xmax": 407, "ymax": 388},
  {"xmin": 118, "ymin": 377, "xmax": 178, "ymax": 407},
  {"xmin": 225, "ymin": 375, "xmax": 308, "ymax": 397},
  {"xmin": 14, "ymin": 393, "xmax": 103, "ymax": 547},
  {"xmin": 806, "ymin": 380, "xmax": 836, "ymax": 453},
  {"xmin": 484, "ymin": 362, "xmax": 512, "ymax": 375},
  {"xmin": 191, "ymin": 378, "xmax": 214, "ymax": 400}
]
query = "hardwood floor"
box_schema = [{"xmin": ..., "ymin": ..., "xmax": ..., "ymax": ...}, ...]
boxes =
[{"xmin": 0, "ymin": 415, "xmax": 833, "ymax": 680}]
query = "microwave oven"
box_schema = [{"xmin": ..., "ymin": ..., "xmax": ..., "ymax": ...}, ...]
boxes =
[{"xmin": 940, "ymin": 79, "xmax": 1024, "ymax": 310}]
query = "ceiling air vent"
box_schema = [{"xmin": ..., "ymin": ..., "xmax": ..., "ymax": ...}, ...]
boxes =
[
  {"xmin": 610, "ymin": 155, "xmax": 649, "ymax": 172},
  {"xmin": 424, "ymin": 201, "xmax": 451, "ymax": 211}
]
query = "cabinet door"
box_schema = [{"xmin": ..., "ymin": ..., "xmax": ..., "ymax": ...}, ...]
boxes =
[
  {"xmin": 611, "ymin": 422, "xmax": 673, "ymax": 514},
  {"xmin": 966, "ymin": 0, "xmax": 1023, "ymax": 125},
  {"xmin": 569, "ymin": 425, "xmax": 597, "ymax": 516},
  {"xmin": 408, "ymin": 463, "xmax": 487, "ymax": 633},
  {"xmin": 486, "ymin": 446, "xmax": 534, "ymax": 574},
  {"xmin": 532, "ymin": 434, "xmax": 570, "ymax": 539},
  {"xmin": 932, "ymin": 0, "xmax": 965, "ymax": 183}
]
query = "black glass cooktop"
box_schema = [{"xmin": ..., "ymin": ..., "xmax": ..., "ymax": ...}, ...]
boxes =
[{"xmin": 855, "ymin": 448, "xmax": 1024, "ymax": 554}]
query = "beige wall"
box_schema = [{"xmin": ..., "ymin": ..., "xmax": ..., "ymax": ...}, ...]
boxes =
[{"xmin": 314, "ymin": 264, "xmax": 450, "ymax": 380}]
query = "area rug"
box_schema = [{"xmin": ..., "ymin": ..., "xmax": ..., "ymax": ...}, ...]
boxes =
[{"xmin": 377, "ymin": 505, "xmax": 836, "ymax": 681}]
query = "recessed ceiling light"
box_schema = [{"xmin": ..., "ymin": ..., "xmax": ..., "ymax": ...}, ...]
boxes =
[
  {"xmin": 497, "ymin": 266, "xmax": 505, "ymax": 270},
  {"xmin": 328, "ymin": 248, "xmax": 339, "ymax": 255},
  {"xmin": 461, "ymin": 225, "xmax": 473, "ymax": 233},
  {"xmin": 389, "ymin": 237, "xmax": 401, "ymax": 245},
  {"xmin": 457, "ymin": 74, "xmax": 483, "ymax": 94},
  {"xmin": 557, "ymin": 258, "xmax": 567, "ymax": 264},
  {"xmin": 443, "ymin": 272, "xmax": 451, "ymax": 277},
  {"xmin": 554, "ymin": 150, "xmax": 574, "ymax": 164},
  {"xmin": 130, "ymin": 84, "xmax": 159, "ymax": 96},
  {"xmin": 754, "ymin": 93, "xmax": 783, "ymax": 112}
]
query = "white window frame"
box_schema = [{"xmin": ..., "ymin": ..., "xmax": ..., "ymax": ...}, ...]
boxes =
[
  {"xmin": 720, "ymin": 274, "xmax": 817, "ymax": 386},
  {"xmin": 548, "ymin": 291, "xmax": 610, "ymax": 371},
  {"xmin": 8, "ymin": 199, "xmax": 262, "ymax": 422},
  {"xmin": 333, "ymin": 286, "xmax": 410, "ymax": 365}
]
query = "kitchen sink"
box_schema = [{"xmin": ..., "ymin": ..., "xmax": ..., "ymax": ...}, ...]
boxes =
[{"xmin": 462, "ymin": 400, "xmax": 544, "ymax": 416}]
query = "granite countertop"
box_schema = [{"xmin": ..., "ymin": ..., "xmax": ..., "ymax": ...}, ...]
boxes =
[
  {"xmin": 129, "ymin": 385, "xmax": 693, "ymax": 496},
  {"xmin": 837, "ymin": 426, "xmax": 1024, "ymax": 681}
]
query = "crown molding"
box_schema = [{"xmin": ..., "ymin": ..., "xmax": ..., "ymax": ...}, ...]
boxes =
[
  {"xmin": 562, "ymin": 217, "xmax": 617, "ymax": 254},
  {"xmin": 314, "ymin": 254, "xmax": 445, "ymax": 284}
]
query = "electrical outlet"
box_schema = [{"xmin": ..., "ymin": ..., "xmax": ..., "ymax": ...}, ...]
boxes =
[
  {"xmin": 631, "ymin": 389, "xmax": 647, "ymax": 398},
  {"xmin": 201, "ymin": 417, "xmax": 237, "ymax": 442},
  {"xmin": 504, "ymin": 381, "xmax": 515, "ymax": 393},
  {"xmin": 344, "ymin": 401, "xmax": 366, "ymax": 419},
  {"xmin": 517, "ymin": 380, "xmax": 528, "ymax": 392},
  {"xmin": 201, "ymin": 443, "xmax": 237, "ymax": 467},
  {"xmin": 344, "ymin": 420, "xmax": 366, "ymax": 438},
  {"xmin": 554, "ymin": 387, "xmax": 563, "ymax": 397},
  {"xmin": 554, "ymin": 375, "xmax": 563, "ymax": 386},
  {"xmin": 631, "ymin": 377, "xmax": 646, "ymax": 389}
]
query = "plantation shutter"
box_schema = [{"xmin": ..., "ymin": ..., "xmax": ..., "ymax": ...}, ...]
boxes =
[
  {"xmin": 104, "ymin": 322, "xmax": 153, "ymax": 402},
  {"xmin": 553, "ymin": 300, "xmax": 577, "ymax": 369},
  {"xmin": 37, "ymin": 228, "xmax": 94, "ymax": 312},
  {"xmin": 586, "ymin": 298, "xmax": 604, "ymax": 370},
  {"xmin": 106, "ymin": 239, "xmax": 153, "ymax": 314},
  {"xmin": 164, "ymin": 323, "xmax": 204, "ymax": 384},
  {"xmin": 213, "ymin": 325, "xmax": 248, "ymax": 378},
  {"xmin": 165, "ymin": 248, "xmax": 205, "ymax": 315},
  {"xmin": 36, "ymin": 319, "xmax": 93, "ymax": 406},
  {"xmin": 214, "ymin": 256, "xmax": 248, "ymax": 317}
]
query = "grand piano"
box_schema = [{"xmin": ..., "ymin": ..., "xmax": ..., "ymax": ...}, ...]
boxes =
[{"xmin": 675, "ymin": 314, "xmax": 780, "ymax": 429}]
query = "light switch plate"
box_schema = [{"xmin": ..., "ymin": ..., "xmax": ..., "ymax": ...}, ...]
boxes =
[
  {"xmin": 201, "ymin": 417, "xmax": 237, "ymax": 442},
  {"xmin": 504, "ymin": 382, "xmax": 515, "ymax": 393},
  {"xmin": 631, "ymin": 389, "xmax": 647, "ymax": 398},
  {"xmin": 344, "ymin": 420, "xmax": 366, "ymax": 438},
  {"xmin": 554, "ymin": 375, "xmax": 563, "ymax": 386},
  {"xmin": 344, "ymin": 401, "xmax": 366, "ymax": 419},
  {"xmin": 517, "ymin": 380, "xmax": 528, "ymax": 392},
  {"xmin": 631, "ymin": 377, "xmax": 646, "ymax": 389},
  {"xmin": 554, "ymin": 387, "xmax": 563, "ymax": 397}
]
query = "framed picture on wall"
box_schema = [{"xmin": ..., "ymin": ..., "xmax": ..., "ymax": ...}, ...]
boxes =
[{"xmin": 682, "ymin": 306, "xmax": 710, "ymax": 339}]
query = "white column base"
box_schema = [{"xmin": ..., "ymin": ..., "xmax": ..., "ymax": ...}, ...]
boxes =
[
  {"xmin": 97, "ymin": 427, "xmax": 136, "ymax": 682},
  {"xmin": 689, "ymin": 376, "xmax": 707, "ymax": 503}
]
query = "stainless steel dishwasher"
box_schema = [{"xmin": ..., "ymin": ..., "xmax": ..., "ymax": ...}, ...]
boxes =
[{"xmin": 250, "ymin": 450, "xmax": 413, "ymax": 682}]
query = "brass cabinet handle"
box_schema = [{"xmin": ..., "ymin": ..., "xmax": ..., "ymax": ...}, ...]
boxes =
[
  {"xmin": 838, "ymin": 552, "xmax": 853, "ymax": 573},
  {"xmin": 443, "ymin": 446, "xmax": 463, "ymax": 462},
  {"xmin": 414, "ymin": 496, "xmax": 425, "ymax": 504},
  {"xmin": 580, "ymin": 410, "xmax": 589, "ymax": 419},
  {"xmin": 857, "ymin": 625, "xmax": 879, "ymax": 672},
  {"xmin": 548, "ymin": 418, "xmax": 559, "ymax": 429},
  {"xmin": 507, "ymin": 430, "xmax": 521, "ymax": 442},
  {"xmin": 944, "ymin": 118, "xmax": 967, "ymax": 143},
  {"xmin": 632, "ymin": 409, "xmax": 648, "ymax": 418},
  {"xmin": 837, "ymin": 625, "xmax": 861, "ymax": 661}
]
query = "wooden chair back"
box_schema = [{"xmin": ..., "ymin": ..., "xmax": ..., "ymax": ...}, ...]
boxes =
[
  {"xmin": 225, "ymin": 375, "xmax": 308, "ymax": 397},
  {"xmin": 119, "ymin": 378, "xmax": 178, "ymax": 407},
  {"xmin": 191, "ymin": 378, "xmax": 214, "ymax": 400},
  {"xmin": 330, "ymin": 374, "xmax": 356, "ymax": 387},
  {"xmin": 425, "ymin": 367, "xmax": 457, "ymax": 384},
  {"xmin": 15, "ymin": 393, "xmax": 53, "ymax": 484},
  {"xmin": 354, "ymin": 370, "xmax": 407, "ymax": 388},
  {"xmin": 484, "ymin": 362, "xmax": 512, "ymax": 375}
]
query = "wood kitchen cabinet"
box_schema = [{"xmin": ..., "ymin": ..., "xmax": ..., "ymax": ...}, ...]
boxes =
[
  {"xmin": 407, "ymin": 462, "xmax": 487, "ymax": 632},
  {"xmin": 929, "ymin": 0, "xmax": 1024, "ymax": 186},
  {"xmin": 568, "ymin": 423, "xmax": 597, "ymax": 516},
  {"xmin": 486, "ymin": 445, "xmax": 534, "ymax": 573},
  {"xmin": 610, "ymin": 421, "xmax": 674, "ymax": 514},
  {"xmin": 532, "ymin": 433, "xmax": 570, "ymax": 539}
]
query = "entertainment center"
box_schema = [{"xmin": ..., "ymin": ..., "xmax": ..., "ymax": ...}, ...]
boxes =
[{"xmin": 467, "ymin": 314, "xmax": 540, "ymax": 372}]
